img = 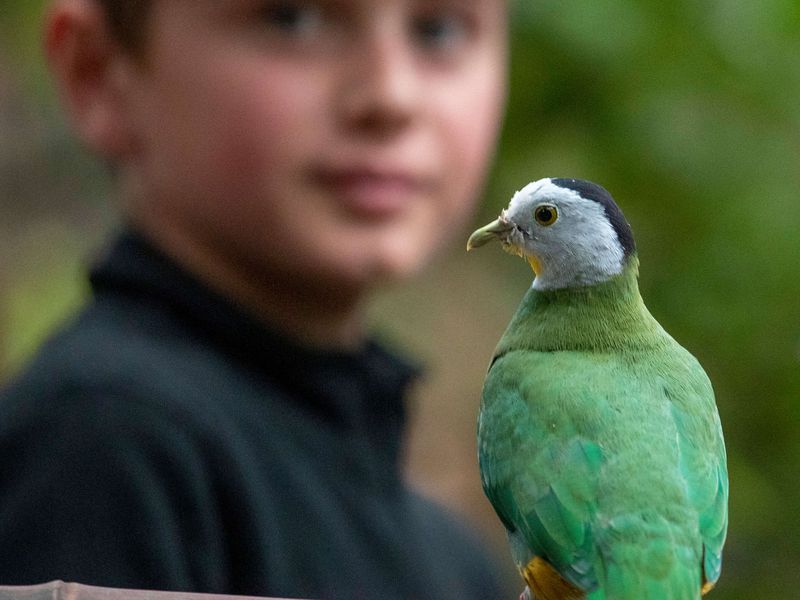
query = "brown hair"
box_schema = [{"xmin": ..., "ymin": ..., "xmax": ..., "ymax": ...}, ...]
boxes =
[{"xmin": 95, "ymin": 0, "xmax": 151, "ymax": 51}]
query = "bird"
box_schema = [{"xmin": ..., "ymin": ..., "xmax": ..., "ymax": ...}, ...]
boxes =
[{"xmin": 467, "ymin": 178, "xmax": 728, "ymax": 600}]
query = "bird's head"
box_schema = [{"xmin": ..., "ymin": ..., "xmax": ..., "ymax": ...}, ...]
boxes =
[{"xmin": 467, "ymin": 178, "xmax": 636, "ymax": 290}]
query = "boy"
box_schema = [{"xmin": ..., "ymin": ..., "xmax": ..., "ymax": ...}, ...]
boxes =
[{"xmin": 0, "ymin": 1, "xmax": 508, "ymax": 598}]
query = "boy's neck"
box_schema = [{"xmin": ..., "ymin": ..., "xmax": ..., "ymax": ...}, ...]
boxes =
[{"xmin": 128, "ymin": 218, "xmax": 369, "ymax": 352}]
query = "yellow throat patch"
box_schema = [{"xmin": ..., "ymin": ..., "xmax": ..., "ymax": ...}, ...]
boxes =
[{"xmin": 527, "ymin": 255, "xmax": 542, "ymax": 276}]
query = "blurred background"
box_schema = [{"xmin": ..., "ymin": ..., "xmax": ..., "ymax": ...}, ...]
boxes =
[{"xmin": 2, "ymin": 2, "xmax": 798, "ymax": 598}]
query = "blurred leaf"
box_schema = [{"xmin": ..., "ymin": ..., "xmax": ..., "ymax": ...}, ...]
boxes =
[{"xmin": 2, "ymin": 0, "xmax": 799, "ymax": 597}]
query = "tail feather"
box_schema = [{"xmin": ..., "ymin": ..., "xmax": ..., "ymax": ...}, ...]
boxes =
[
  {"xmin": 585, "ymin": 563, "xmax": 700, "ymax": 600},
  {"xmin": 592, "ymin": 538, "xmax": 702, "ymax": 600}
]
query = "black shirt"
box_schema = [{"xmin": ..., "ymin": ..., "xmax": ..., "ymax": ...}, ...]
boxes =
[{"xmin": 0, "ymin": 231, "xmax": 503, "ymax": 599}]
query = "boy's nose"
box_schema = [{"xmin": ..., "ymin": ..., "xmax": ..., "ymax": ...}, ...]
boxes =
[{"xmin": 336, "ymin": 29, "xmax": 421, "ymax": 136}]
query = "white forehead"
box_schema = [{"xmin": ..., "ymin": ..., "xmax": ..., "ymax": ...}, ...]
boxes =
[
  {"xmin": 505, "ymin": 178, "xmax": 607, "ymax": 228},
  {"xmin": 506, "ymin": 178, "xmax": 552, "ymax": 216}
]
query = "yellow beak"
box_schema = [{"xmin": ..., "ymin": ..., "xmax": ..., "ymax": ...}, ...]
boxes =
[
  {"xmin": 467, "ymin": 218, "xmax": 542, "ymax": 276},
  {"xmin": 466, "ymin": 218, "xmax": 514, "ymax": 251}
]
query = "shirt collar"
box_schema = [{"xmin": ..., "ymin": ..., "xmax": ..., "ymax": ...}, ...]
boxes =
[{"xmin": 88, "ymin": 229, "xmax": 420, "ymax": 459}]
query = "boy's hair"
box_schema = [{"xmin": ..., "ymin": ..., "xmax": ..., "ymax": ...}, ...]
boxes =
[{"xmin": 96, "ymin": 0, "xmax": 150, "ymax": 52}]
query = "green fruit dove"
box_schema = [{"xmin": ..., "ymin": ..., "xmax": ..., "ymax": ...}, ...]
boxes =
[{"xmin": 467, "ymin": 178, "xmax": 728, "ymax": 600}]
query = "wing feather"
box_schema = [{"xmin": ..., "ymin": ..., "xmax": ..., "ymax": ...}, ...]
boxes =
[{"xmin": 478, "ymin": 346, "xmax": 727, "ymax": 594}]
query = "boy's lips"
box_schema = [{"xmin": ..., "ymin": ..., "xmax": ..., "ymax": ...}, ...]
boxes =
[{"xmin": 311, "ymin": 165, "xmax": 431, "ymax": 220}]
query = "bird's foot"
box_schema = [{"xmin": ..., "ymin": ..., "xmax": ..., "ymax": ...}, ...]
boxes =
[{"xmin": 519, "ymin": 585, "xmax": 532, "ymax": 600}]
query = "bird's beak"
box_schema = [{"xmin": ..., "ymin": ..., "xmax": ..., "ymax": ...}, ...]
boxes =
[{"xmin": 466, "ymin": 218, "xmax": 514, "ymax": 251}]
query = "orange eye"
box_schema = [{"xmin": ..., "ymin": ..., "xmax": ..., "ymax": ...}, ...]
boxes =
[{"xmin": 534, "ymin": 204, "xmax": 558, "ymax": 226}]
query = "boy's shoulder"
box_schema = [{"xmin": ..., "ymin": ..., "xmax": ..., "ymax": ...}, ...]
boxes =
[
  {"xmin": 0, "ymin": 234, "xmax": 258, "ymax": 440},
  {"xmin": 0, "ymin": 232, "xmax": 248, "ymax": 401},
  {"xmin": 0, "ymin": 295, "xmax": 205, "ymax": 436}
]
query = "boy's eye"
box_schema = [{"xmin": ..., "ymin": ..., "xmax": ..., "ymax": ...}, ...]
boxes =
[
  {"xmin": 260, "ymin": 1, "xmax": 323, "ymax": 37},
  {"xmin": 412, "ymin": 12, "xmax": 472, "ymax": 54}
]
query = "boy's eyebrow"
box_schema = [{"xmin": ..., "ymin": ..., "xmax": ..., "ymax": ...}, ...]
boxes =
[
  {"xmin": 194, "ymin": 0, "xmax": 509, "ymax": 27},
  {"xmin": 214, "ymin": 0, "xmax": 508, "ymax": 9}
]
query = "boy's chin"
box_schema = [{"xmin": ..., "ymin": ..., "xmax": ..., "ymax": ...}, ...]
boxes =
[{"xmin": 334, "ymin": 250, "xmax": 431, "ymax": 292}]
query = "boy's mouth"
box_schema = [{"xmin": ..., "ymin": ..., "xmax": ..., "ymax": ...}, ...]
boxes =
[{"xmin": 311, "ymin": 165, "xmax": 431, "ymax": 220}]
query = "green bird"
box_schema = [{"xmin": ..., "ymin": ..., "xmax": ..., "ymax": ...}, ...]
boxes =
[{"xmin": 467, "ymin": 178, "xmax": 728, "ymax": 600}]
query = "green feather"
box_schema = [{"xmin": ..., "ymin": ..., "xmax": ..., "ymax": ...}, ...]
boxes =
[{"xmin": 478, "ymin": 257, "xmax": 728, "ymax": 597}]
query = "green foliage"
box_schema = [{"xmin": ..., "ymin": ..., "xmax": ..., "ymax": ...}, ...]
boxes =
[
  {"xmin": 479, "ymin": 3, "xmax": 800, "ymax": 597},
  {"xmin": 2, "ymin": 1, "xmax": 799, "ymax": 598},
  {"xmin": 1, "ymin": 1, "xmax": 52, "ymax": 96},
  {"xmin": 2, "ymin": 244, "xmax": 88, "ymax": 376}
]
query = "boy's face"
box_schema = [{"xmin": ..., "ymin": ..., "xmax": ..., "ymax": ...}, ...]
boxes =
[{"xmin": 119, "ymin": 0, "xmax": 507, "ymax": 293}]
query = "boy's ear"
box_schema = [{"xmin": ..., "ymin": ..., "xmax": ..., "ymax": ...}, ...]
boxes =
[{"xmin": 44, "ymin": 0, "xmax": 138, "ymax": 160}]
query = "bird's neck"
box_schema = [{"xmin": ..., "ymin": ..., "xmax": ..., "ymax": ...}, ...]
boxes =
[{"xmin": 495, "ymin": 256, "xmax": 668, "ymax": 354}]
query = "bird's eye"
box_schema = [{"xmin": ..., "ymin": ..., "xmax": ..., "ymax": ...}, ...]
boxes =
[{"xmin": 534, "ymin": 204, "xmax": 558, "ymax": 226}]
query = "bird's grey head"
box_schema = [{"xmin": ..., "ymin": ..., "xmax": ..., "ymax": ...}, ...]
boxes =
[{"xmin": 468, "ymin": 178, "xmax": 636, "ymax": 290}]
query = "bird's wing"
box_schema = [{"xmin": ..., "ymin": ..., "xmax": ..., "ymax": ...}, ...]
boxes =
[
  {"xmin": 478, "ymin": 349, "xmax": 606, "ymax": 591},
  {"xmin": 478, "ymin": 346, "xmax": 727, "ymax": 594}
]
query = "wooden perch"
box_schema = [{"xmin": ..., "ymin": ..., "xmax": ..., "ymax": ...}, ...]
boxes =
[{"xmin": 0, "ymin": 582, "xmax": 303, "ymax": 600}]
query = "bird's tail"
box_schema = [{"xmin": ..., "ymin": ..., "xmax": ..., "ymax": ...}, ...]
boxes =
[{"xmin": 587, "ymin": 535, "xmax": 702, "ymax": 600}]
